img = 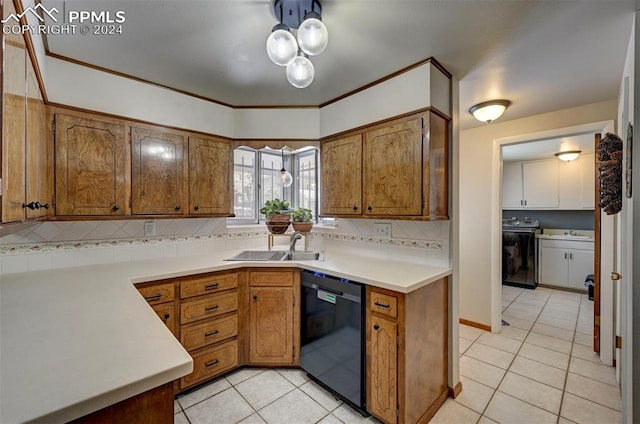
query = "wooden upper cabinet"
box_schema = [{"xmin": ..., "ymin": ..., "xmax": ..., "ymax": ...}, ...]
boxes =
[
  {"xmin": 26, "ymin": 58, "xmax": 50, "ymax": 219},
  {"xmin": 423, "ymin": 111, "xmax": 449, "ymax": 219},
  {"xmin": 1, "ymin": 40, "xmax": 27, "ymax": 223},
  {"xmin": 188, "ymin": 136, "xmax": 233, "ymax": 215},
  {"xmin": 55, "ymin": 114, "xmax": 127, "ymax": 216},
  {"xmin": 320, "ymin": 134, "xmax": 362, "ymax": 215},
  {"xmin": 131, "ymin": 127, "xmax": 187, "ymax": 215},
  {"xmin": 364, "ymin": 116, "xmax": 423, "ymax": 216}
]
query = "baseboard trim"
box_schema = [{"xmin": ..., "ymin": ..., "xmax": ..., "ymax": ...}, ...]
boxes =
[
  {"xmin": 459, "ymin": 318, "xmax": 491, "ymax": 332},
  {"xmin": 448, "ymin": 381, "xmax": 463, "ymax": 398}
]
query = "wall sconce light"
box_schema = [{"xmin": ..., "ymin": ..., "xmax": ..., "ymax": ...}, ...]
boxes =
[
  {"xmin": 554, "ymin": 150, "xmax": 582, "ymax": 162},
  {"xmin": 469, "ymin": 100, "xmax": 511, "ymax": 123}
]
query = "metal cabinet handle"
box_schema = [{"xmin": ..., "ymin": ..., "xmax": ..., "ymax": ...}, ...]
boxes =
[
  {"xmin": 144, "ymin": 294, "xmax": 162, "ymax": 301},
  {"xmin": 163, "ymin": 313, "xmax": 170, "ymax": 321},
  {"xmin": 205, "ymin": 305, "xmax": 219, "ymax": 312},
  {"xmin": 367, "ymin": 205, "xmax": 373, "ymax": 211},
  {"xmin": 22, "ymin": 202, "xmax": 38, "ymax": 210},
  {"xmin": 175, "ymin": 205, "xmax": 181, "ymax": 211},
  {"xmin": 374, "ymin": 301, "xmax": 390, "ymax": 309},
  {"xmin": 564, "ymin": 252, "xmax": 568, "ymax": 259},
  {"xmin": 40, "ymin": 203, "xmax": 49, "ymax": 209},
  {"xmin": 353, "ymin": 205, "xmax": 358, "ymax": 211},
  {"xmin": 373, "ymin": 324, "xmax": 380, "ymax": 331},
  {"xmin": 113, "ymin": 205, "xmax": 120, "ymax": 211},
  {"xmin": 569, "ymin": 253, "xmax": 574, "ymax": 260},
  {"xmin": 194, "ymin": 205, "xmax": 200, "ymax": 211},
  {"xmin": 205, "ymin": 359, "xmax": 219, "ymax": 368},
  {"xmin": 253, "ymin": 295, "xmax": 258, "ymax": 300},
  {"xmin": 205, "ymin": 330, "xmax": 219, "ymax": 337},
  {"xmin": 205, "ymin": 283, "xmax": 219, "ymax": 290}
]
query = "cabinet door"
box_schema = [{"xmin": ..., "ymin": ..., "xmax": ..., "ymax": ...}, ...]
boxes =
[
  {"xmin": 567, "ymin": 249, "xmax": 593, "ymax": 290},
  {"xmin": 55, "ymin": 114, "xmax": 127, "ymax": 215},
  {"xmin": 539, "ymin": 246, "xmax": 568, "ymax": 287},
  {"xmin": 188, "ymin": 136, "xmax": 232, "ymax": 215},
  {"xmin": 320, "ymin": 134, "xmax": 362, "ymax": 215},
  {"xmin": 558, "ymin": 158, "xmax": 583, "ymax": 210},
  {"xmin": 151, "ymin": 302, "xmax": 177, "ymax": 336},
  {"xmin": 522, "ymin": 160, "xmax": 558, "ymax": 208},
  {"xmin": 364, "ymin": 118, "xmax": 422, "ymax": 216},
  {"xmin": 368, "ymin": 317, "xmax": 398, "ymax": 424},
  {"xmin": 248, "ymin": 287, "xmax": 294, "ymax": 364},
  {"xmin": 26, "ymin": 57, "xmax": 49, "ymax": 219},
  {"xmin": 581, "ymin": 153, "xmax": 595, "ymax": 209},
  {"xmin": 502, "ymin": 163, "xmax": 523, "ymax": 208},
  {"xmin": 1, "ymin": 41, "xmax": 26, "ymax": 222},
  {"xmin": 131, "ymin": 127, "xmax": 187, "ymax": 215}
]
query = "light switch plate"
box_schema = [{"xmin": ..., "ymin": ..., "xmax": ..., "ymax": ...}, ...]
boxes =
[
  {"xmin": 374, "ymin": 223, "xmax": 392, "ymax": 238},
  {"xmin": 144, "ymin": 221, "xmax": 156, "ymax": 237}
]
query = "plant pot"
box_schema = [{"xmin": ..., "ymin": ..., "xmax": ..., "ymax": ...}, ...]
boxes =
[
  {"xmin": 292, "ymin": 222, "xmax": 313, "ymax": 233},
  {"xmin": 266, "ymin": 213, "xmax": 290, "ymax": 234}
]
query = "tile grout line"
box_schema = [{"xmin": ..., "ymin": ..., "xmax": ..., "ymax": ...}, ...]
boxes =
[{"xmin": 472, "ymin": 287, "xmax": 556, "ymax": 421}]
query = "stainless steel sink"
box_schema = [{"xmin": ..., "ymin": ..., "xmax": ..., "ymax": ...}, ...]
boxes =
[
  {"xmin": 224, "ymin": 250, "xmax": 324, "ymax": 261},
  {"xmin": 285, "ymin": 251, "xmax": 324, "ymax": 261},
  {"xmin": 225, "ymin": 250, "xmax": 287, "ymax": 261}
]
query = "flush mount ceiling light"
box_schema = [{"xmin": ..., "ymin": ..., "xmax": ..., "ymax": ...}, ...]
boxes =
[
  {"xmin": 555, "ymin": 150, "xmax": 582, "ymax": 161},
  {"xmin": 469, "ymin": 100, "xmax": 511, "ymax": 123},
  {"xmin": 266, "ymin": 0, "xmax": 328, "ymax": 88}
]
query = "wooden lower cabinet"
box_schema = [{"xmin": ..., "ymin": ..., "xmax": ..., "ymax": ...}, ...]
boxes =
[
  {"xmin": 367, "ymin": 277, "xmax": 449, "ymax": 424},
  {"xmin": 151, "ymin": 302, "xmax": 177, "ymax": 336},
  {"xmin": 246, "ymin": 269, "xmax": 299, "ymax": 365},
  {"xmin": 180, "ymin": 340, "xmax": 238, "ymax": 389}
]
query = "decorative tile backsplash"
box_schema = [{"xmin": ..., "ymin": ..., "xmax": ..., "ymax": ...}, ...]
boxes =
[{"xmin": 0, "ymin": 218, "xmax": 450, "ymax": 274}]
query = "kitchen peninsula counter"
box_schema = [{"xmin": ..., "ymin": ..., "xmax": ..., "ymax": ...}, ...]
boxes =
[{"xmin": 1, "ymin": 248, "xmax": 451, "ymax": 423}]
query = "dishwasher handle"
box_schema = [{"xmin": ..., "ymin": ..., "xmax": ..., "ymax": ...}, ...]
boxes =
[{"xmin": 311, "ymin": 283, "xmax": 343, "ymax": 296}]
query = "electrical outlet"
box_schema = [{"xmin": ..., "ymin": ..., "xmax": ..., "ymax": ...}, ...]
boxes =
[
  {"xmin": 144, "ymin": 221, "xmax": 156, "ymax": 237},
  {"xmin": 374, "ymin": 223, "xmax": 392, "ymax": 238}
]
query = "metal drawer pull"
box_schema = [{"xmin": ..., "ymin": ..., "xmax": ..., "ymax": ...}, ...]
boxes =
[
  {"xmin": 144, "ymin": 294, "xmax": 162, "ymax": 301},
  {"xmin": 374, "ymin": 301, "xmax": 391, "ymax": 309},
  {"xmin": 205, "ymin": 305, "xmax": 219, "ymax": 312},
  {"xmin": 205, "ymin": 359, "xmax": 219, "ymax": 368},
  {"xmin": 205, "ymin": 330, "xmax": 219, "ymax": 337},
  {"xmin": 205, "ymin": 283, "xmax": 219, "ymax": 290}
]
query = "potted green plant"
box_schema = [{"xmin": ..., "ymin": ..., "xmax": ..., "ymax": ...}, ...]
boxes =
[
  {"xmin": 260, "ymin": 199, "xmax": 292, "ymax": 234},
  {"xmin": 291, "ymin": 207, "xmax": 313, "ymax": 232}
]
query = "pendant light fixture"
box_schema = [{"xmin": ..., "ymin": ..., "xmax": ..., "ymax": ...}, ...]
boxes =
[
  {"xmin": 555, "ymin": 150, "xmax": 582, "ymax": 162},
  {"xmin": 279, "ymin": 149, "xmax": 293, "ymax": 187},
  {"xmin": 469, "ymin": 100, "xmax": 511, "ymax": 123},
  {"xmin": 266, "ymin": 0, "xmax": 328, "ymax": 89}
]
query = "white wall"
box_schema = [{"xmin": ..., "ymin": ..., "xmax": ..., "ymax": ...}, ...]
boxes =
[
  {"xmin": 234, "ymin": 108, "xmax": 320, "ymax": 139},
  {"xmin": 459, "ymin": 100, "xmax": 617, "ymax": 329},
  {"xmin": 319, "ymin": 62, "xmax": 450, "ymax": 137}
]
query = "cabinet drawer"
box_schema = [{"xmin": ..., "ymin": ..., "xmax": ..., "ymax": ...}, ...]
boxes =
[
  {"xmin": 180, "ymin": 314, "xmax": 238, "ymax": 351},
  {"xmin": 249, "ymin": 271, "xmax": 294, "ymax": 287},
  {"xmin": 370, "ymin": 291, "xmax": 398, "ymax": 319},
  {"xmin": 138, "ymin": 283, "xmax": 175, "ymax": 305},
  {"xmin": 151, "ymin": 302, "xmax": 176, "ymax": 336},
  {"xmin": 180, "ymin": 340, "xmax": 238, "ymax": 389},
  {"xmin": 180, "ymin": 272, "xmax": 239, "ymax": 299},
  {"xmin": 180, "ymin": 291, "xmax": 238, "ymax": 325}
]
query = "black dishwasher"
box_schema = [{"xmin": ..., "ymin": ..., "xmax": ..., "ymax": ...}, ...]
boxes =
[{"xmin": 300, "ymin": 270, "xmax": 366, "ymax": 413}]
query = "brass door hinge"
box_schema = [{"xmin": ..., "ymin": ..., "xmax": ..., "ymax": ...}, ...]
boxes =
[
  {"xmin": 616, "ymin": 336, "xmax": 622, "ymax": 349},
  {"xmin": 595, "ymin": 315, "xmax": 600, "ymax": 326},
  {"xmin": 611, "ymin": 272, "xmax": 622, "ymax": 281},
  {"xmin": 51, "ymin": 119, "xmax": 56, "ymax": 134}
]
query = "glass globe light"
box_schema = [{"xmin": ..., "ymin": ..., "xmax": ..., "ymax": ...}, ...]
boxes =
[
  {"xmin": 297, "ymin": 15, "xmax": 328, "ymax": 56},
  {"xmin": 279, "ymin": 169, "xmax": 293, "ymax": 187},
  {"xmin": 286, "ymin": 55, "xmax": 315, "ymax": 88},
  {"xmin": 266, "ymin": 27, "xmax": 298, "ymax": 66}
]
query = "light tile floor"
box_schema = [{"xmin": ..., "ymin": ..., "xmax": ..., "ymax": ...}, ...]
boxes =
[
  {"xmin": 431, "ymin": 285, "xmax": 621, "ymax": 424},
  {"xmin": 173, "ymin": 286, "xmax": 620, "ymax": 424}
]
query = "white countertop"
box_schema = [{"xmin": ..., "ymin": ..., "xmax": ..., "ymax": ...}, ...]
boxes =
[{"xmin": 1, "ymin": 248, "xmax": 451, "ymax": 423}]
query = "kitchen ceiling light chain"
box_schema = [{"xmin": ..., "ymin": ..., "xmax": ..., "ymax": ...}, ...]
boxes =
[{"xmin": 266, "ymin": 0, "xmax": 328, "ymax": 88}]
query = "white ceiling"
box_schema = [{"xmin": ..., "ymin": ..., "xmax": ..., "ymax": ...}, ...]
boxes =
[
  {"xmin": 502, "ymin": 133, "xmax": 597, "ymax": 162},
  {"xmin": 41, "ymin": 0, "xmax": 637, "ymax": 130}
]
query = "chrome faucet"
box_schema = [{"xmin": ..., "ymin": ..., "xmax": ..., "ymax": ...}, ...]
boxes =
[{"xmin": 289, "ymin": 231, "xmax": 303, "ymax": 252}]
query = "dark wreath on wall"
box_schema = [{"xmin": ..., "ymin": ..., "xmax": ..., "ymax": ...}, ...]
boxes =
[{"xmin": 598, "ymin": 132, "xmax": 623, "ymax": 215}]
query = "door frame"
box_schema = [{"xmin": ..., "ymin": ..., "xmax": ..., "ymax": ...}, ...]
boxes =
[{"xmin": 491, "ymin": 120, "xmax": 615, "ymax": 334}]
